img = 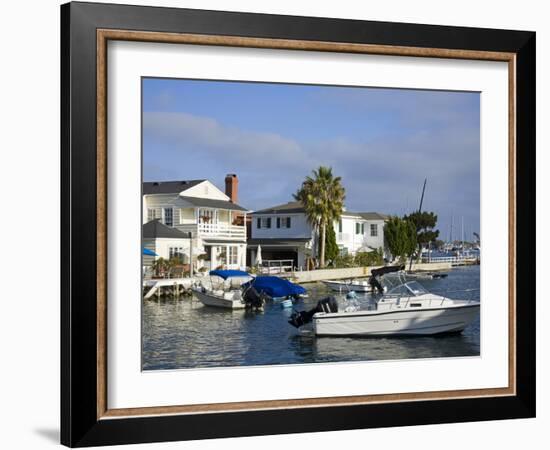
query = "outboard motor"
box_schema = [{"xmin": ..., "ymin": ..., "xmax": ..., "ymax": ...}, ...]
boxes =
[
  {"xmin": 288, "ymin": 296, "xmax": 338, "ymax": 328},
  {"xmin": 242, "ymin": 286, "xmax": 266, "ymax": 310}
]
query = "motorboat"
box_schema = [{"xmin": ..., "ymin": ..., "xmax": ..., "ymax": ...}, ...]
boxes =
[
  {"xmin": 242, "ymin": 276, "xmax": 307, "ymax": 301},
  {"xmin": 289, "ymin": 276, "xmax": 479, "ymax": 336},
  {"xmin": 192, "ymin": 269, "xmax": 252, "ymax": 309}
]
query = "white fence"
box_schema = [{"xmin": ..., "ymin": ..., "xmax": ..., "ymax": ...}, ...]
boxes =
[{"xmin": 258, "ymin": 259, "xmax": 294, "ymax": 274}]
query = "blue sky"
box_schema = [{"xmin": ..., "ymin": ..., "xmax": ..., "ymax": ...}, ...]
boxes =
[{"xmin": 143, "ymin": 78, "xmax": 480, "ymax": 241}]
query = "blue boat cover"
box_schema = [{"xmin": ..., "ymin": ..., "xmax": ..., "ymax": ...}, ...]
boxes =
[
  {"xmin": 209, "ymin": 269, "xmax": 250, "ymax": 279},
  {"xmin": 142, "ymin": 247, "xmax": 158, "ymax": 256},
  {"xmin": 244, "ymin": 276, "xmax": 307, "ymax": 298}
]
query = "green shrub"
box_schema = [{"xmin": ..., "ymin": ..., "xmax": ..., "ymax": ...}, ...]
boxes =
[{"xmin": 354, "ymin": 248, "xmax": 383, "ymax": 267}]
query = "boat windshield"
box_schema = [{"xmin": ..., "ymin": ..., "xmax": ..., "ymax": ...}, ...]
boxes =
[{"xmin": 386, "ymin": 281, "xmax": 428, "ymax": 297}]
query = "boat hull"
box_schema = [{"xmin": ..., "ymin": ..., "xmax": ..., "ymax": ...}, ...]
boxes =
[
  {"xmin": 313, "ymin": 304, "xmax": 479, "ymax": 336},
  {"xmin": 192, "ymin": 289, "xmax": 245, "ymax": 309}
]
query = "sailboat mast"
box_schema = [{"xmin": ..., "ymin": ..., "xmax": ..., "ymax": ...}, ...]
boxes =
[
  {"xmin": 450, "ymin": 213, "xmax": 454, "ymax": 246},
  {"xmin": 461, "ymin": 216, "xmax": 464, "ymax": 251},
  {"xmin": 409, "ymin": 178, "xmax": 427, "ymax": 271}
]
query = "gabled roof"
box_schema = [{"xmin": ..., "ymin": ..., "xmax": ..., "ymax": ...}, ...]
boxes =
[
  {"xmin": 180, "ymin": 196, "xmax": 248, "ymax": 212},
  {"xmin": 252, "ymin": 201, "xmax": 305, "ymax": 215},
  {"xmin": 143, "ymin": 180, "xmax": 205, "ymax": 195},
  {"xmin": 143, "ymin": 220, "xmax": 192, "ymax": 239}
]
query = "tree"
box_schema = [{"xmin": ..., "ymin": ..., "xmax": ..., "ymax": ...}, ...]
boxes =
[
  {"xmin": 322, "ymin": 222, "xmax": 339, "ymax": 265},
  {"xmin": 294, "ymin": 166, "xmax": 345, "ymax": 268},
  {"xmin": 384, "ymin": 216, "xmax": 417, "ymax": 261},
  {"xmin": 403, "ymin": 211, "xmax": 440, "ymax": 247}
]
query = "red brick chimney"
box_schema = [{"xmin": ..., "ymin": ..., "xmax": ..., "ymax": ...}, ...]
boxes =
[{"xmin": 225, "ymin": 174, "xmax": 238, "ymax": 203}]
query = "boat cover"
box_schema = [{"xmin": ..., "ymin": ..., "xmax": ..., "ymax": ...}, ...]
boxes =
[
  {"xmin": 244, "ymin": 276, "xmax": 306, "ymax": 298},
  {"xmin": 371, "ymin": 265, "xmax": 405, "ymax": 277},
  {"xmin": 209, "ymin": 269, "xmax": 250, "ymax": 279}
]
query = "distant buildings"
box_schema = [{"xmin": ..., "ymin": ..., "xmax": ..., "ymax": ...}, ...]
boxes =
[{"xmin": 143, "ymin": 175, "xmax": 388, "ymax": 272}]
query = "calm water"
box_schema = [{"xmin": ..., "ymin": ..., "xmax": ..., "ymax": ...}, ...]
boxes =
[{"xmin": 142, "ymin": 265, "xmax": 480, "ymax": 370}]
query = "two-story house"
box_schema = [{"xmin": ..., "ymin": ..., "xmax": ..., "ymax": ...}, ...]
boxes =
[
  {"xmin": 142, "ymin": 174, "xmax": 249, "ymax": 271},
  {"xmin": 248, "ymin": 201, "xmax": 387, "ymax": 269}
]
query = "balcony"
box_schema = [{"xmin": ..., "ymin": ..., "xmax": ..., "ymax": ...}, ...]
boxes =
[
  {"xmin": 198, "ymin": 223, "xmax": 246, "ymax": 239},
  {"xmin": 176, "ymin": 222, "xmax": 246, "ymax": 240}
]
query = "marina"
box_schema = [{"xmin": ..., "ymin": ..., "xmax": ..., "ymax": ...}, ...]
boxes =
[{"xmin": 142, "ymin": 265, "xmax": 480, "ymax": 370}]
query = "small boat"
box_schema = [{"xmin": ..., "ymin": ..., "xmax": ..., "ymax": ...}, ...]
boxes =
[
  {"xmin": 192, "ymin": 287, "xmax": 247, "ymax": 309},
  {"xmin": 289, "ymin": 276, "xmax": 479, "ymax": 336},
  {"xmin": 321, "ymin": 279, "xmax": 378, "ymax": 293},
  {"xmin": 192, "ymin": 270, "xmax": 252, "ymax": 309},
  {"xmin": 242, "ymin": 276, "xmax": 307, "ymax": 301}
]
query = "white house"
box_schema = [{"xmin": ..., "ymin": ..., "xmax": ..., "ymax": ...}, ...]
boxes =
[
  {"xmin": 249, "ymin": 201, "xmax": 387, "ymax": 269},
  {"xmin": 143, "ymin": 175, "xmax": 249, "ymax": 271},
  {"xmin": 142, "ymin": 219, "xmax": 192, "ymax": 267}
]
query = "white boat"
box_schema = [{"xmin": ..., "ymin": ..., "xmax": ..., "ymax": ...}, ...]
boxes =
[
  {"xmin": 192, "ymin": 269, "xmax": 251, "ymax": 309},
  {"xmin": 290, "ymin": 279, "xmax": 479, "ymax": 336},
  {"xmin": 192, "ymin": 286, "xmax": 246, "ymax": 309},
  {"xmin": 321, "ymin": 279, "xmax": 377, "ymax": 293}
]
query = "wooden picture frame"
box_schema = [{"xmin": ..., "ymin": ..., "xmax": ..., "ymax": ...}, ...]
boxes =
[{"xmin": 61, "ymin": 1, "xmax": 535, "ymax": 447}]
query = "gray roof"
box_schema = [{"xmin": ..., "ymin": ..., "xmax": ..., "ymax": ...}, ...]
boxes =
[
  {"xmin": 143, "ymin": 180, "xmax": 205, "ymax": 195},
  {"xmin": 252, "ymin": 201, "xmax": 305, "ymax": 215},
  {"xmin": 143, "ymin": 220, "xmax": 192, "ymax": 239},
  {"xmin": 181, "ymin": 196, "xmax": 248, "ymax": 212},
  {"xmin": 253, "ymin": 202, "xmax": 387, "ymax": 221},
  {"xmin": 357, "ymin": 212, "xmax": 389, "ymax": 221},
  {"xmin": 247, "ymin": 238, "xmax": 311, "ymax": 247}
]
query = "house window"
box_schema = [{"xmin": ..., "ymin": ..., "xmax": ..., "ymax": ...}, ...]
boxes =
[
  {"xmin": 228, "ymin": 246, "xmax": 238, "ymax": 265},
  {"xmin": 162, "ymin": 207, "xmax": 173, "ymax": 227},
  {"xmin": 257, "ymin": 217, "xmax": 271, "ymax": 229},
  {"xmin": 277, "ymin": 217, "xmax": 291, "ymax": 228},
  {"xmin": 370, "ymin": 224, "xmax": 378, "ymax": 237},
  {"xmin": 169, "ymin": 247, "xmax": 187, "ymax": 263},
  {"xmin": 355, "ymin": 222, "xmax": 361, "ymax": 234},
  {"xmin": 338, "ymin": 220, "xmax": 342, "ymax": 233},
  {"xmin": 147, "ymin": 208, "xmax": 157, "ymax": 222},
  {"xmin": 361, "ymin": 223, "xmax": 365, "ymax": 234}
]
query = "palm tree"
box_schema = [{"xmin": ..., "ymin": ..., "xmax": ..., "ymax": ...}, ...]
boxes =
[{"xmin": 294, "ymin": 166, "xmax": 345, "ymax": 268}]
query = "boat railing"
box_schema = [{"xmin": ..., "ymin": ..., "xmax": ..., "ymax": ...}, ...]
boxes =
[
  {"xmin": 438, "ymin": 288, "xmax": 480, "ymax": 304},
  {"xmin": 386, "ymin": 288, "xmax": 480, "ymax": 309}
]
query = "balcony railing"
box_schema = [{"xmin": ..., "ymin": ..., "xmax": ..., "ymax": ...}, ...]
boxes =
[{"xmin": 176, "ymin": 222, "xmax": 246, "ymax": 239}]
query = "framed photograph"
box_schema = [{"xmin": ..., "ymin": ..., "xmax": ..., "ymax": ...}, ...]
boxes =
[{"xmin": 61, "ymin": 1, "xmax": 535, "ymax": 447}]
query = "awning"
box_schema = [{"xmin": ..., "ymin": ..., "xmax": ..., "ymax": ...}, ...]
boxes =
[{"xmin": 142, "ymin": 247, "xmax": 158, "ymax": 256}]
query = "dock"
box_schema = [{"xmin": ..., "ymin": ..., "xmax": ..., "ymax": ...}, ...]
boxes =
[{"xmin": 143, "ymin": 278, "xmax": 195, "ymax": 299}]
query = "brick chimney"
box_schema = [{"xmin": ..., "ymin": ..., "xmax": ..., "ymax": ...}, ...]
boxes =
[{"xmin": 225, "ymin": 174, "xmax": 238, "ymax": 203}]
